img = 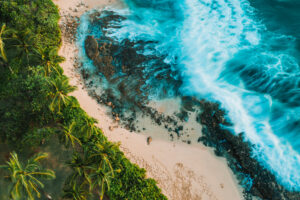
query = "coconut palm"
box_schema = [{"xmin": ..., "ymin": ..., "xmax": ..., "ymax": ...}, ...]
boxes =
[
  {"xmin": 0, "ymin": 24, "xmax": 15, "ymax": 72},
  {"xmin": 60, "ymin": 122, "xmax": 82, "ymax": 148},
  {"xmin": 48, "ymin": 76, "xmax": 76, "ymax": 113},
  {"xmin": 0, "ymin": 24, "xmax": 8, "ymax": 62},
  {"xmin": 0, "ymin": 152, "xmax": 55, "ymax": 200},
  {"xmin": 35, "ymin": 46, "xmax": 64, "ymax": 65},
  {"xmin": 84, "ymin": 141, "xmax": 121, "ymax": 199},
  {"xmin": 65, "ymin": 153, "xmax": 92, "ymax": 199},
  {"xmin": 68, "ymin": 153, "xmax": 88, "ymax": 180},
  {"xmin": 88, "ymin": 160, "xmax": 120, "ymax": 200},
  {"xmin": 12, "ymin": 29, "xmax": 36, "ymax": 65},
  {"xmin": 0, "ymin": 24, "xmax": 15, "ymax": 60},
  {"xmin": 34, "ymin": 47, "xmax": 64, "ymax": 76},
  {"xmin": 80, "ymin": 117, "xmax": 101, "ymax": 139},
  {"xmin": 67, "ymin": 150, "xmax": 119, "ymax": 200},
  {"xmin": 63, "ymin": 183, "xmax": 88, "ymax": 200},
  {"xmin": 87, "ymin": 140, "xmax": 121, "ymax": 172}
]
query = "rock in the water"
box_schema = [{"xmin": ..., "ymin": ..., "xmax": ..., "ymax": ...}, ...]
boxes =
[{"xmin": 85, "ymin": 35, "xmax": 99, "ymax": 59}]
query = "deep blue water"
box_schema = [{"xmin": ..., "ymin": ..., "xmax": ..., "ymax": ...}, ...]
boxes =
[{"xmin": 79, "ymin": 0, "xmax": 300, "ymax": 191}]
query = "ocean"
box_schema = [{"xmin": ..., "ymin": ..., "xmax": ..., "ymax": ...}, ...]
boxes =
[{"xmin": 78, "ymin": 0, "xmax": 300, "ymax": 191}]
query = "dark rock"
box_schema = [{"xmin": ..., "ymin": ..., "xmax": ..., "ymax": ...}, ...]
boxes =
[
  {"xmin": 81, "ymin": 68, "xmax": 89, "ymax": 79},
  {"xmin": 175, "ymin": 128, "xmax": 180, "ymax": 137},
  {"xmin": 197, "ymin": 100, "xmax": 300, "ymax": 199},
  {"xmin": 181, "ymin": 96, "xmax": 196, "ymax": 112},
  {"xmin": 155, "ymin": 118, "xmax": 161, "ymax": 125},
  {"xmin": 85, "ymin": 35, "xmax": 99, "ymax": 59},
  {"xmin": 80, "ymin": 10, "xmax": 300, "ymax": 200}
]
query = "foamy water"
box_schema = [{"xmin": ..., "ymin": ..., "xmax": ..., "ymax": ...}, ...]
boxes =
[{"xmin": 78, "ymin": 0, "xmax": 300, "ymax": 190}]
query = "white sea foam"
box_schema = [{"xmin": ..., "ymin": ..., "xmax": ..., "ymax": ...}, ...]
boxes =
[
  {"xmin": 178, "ymin": 0, "xmax": 300, "ymax": 190},
  {"xmin": 77, "ymin": 0, "xmax": 300, "ymax": 190}
]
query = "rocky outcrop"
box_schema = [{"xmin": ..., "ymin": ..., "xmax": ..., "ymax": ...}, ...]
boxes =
[
  {"xmin": 197, "ymin": 100, "xmax": 300, "ymax": 200},
  {"xmin": 81, "ymin": 10, "xmax": 300, "ymax": 200},
  {"xmin": 85, "ymin": 35, "xmax": 99, "ymax": 59},
  {"xmin": 83, "ymin": 11, "xmax": 182, "ymax": 105}
]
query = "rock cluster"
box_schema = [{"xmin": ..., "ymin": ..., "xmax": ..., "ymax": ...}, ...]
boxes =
[
  {"xmin": 84, "ymin": 11, "xmax": 182, "ymax": 105},
  {"xmin": 59, "ymin": 13, "xmax": 79, "ymax": 43},
  {"xmin": 197, "ymin": 100, "xmax": 300, "ymax": 200},
  {"xmin": 80, "ymin": 10, "xmax": 300, "ymax": 200}
]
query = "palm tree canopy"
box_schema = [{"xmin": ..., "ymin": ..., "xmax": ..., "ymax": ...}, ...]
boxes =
[
  {"xmin": 0, "ymin": 152, "xmax": 55, "ymax": 200},
  {"xmin": 80, "ymin": 116, "xmax": 100, "ymax": 139},
  {"xmin": 0, "ymin": 23, "xmax": 12, "ymax": 62},
  {"xmin": 60, "ymin": 122, "xmax": 82, "ymax": 148},
  {"xmin": 48, "ymin": 76, "xmax": 76, "ymax": 113},
  {"xmin": 34, "ymin": 46, "xmax": 64, "ymax": 76},
  {"xmin": 11, "ymin": 29, "xmax": 36, "ymax": 65},
  {"xmin": 66, "ymin": 148, "xmax": 120, "ymax": 200}
]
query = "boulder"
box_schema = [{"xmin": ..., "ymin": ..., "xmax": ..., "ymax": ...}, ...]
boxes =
[{"xmin": 85, "ymin": 35, "xmax": 99, "ymax": 59}]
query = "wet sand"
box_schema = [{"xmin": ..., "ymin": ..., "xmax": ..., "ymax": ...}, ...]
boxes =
[{"xmin": 54, "ymin": 0, "xmax": 244, "ymax": 199}]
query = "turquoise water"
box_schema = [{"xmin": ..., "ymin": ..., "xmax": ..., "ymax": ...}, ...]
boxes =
[{"xmin": 79, "ymin": 0, "xmax": 300, "ymax": 190}]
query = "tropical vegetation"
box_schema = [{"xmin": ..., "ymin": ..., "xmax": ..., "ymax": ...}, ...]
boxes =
[
  {"xmin": 0, "ymin": 0, "xmax": 167, "ymax": 199},
  {"xmin": 0, "ymin": 152, "xmax": 55, "ymax": 200}
]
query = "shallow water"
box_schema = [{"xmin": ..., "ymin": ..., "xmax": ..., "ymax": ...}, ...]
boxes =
[{"xmin": 78, "ymin": 0, "xmax": 300, "ymax": 191}]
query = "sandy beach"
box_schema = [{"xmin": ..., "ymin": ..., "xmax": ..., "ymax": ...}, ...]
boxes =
[{"xmin": 53, "ymin": 0, "xmax": 243, "ymax": 199}]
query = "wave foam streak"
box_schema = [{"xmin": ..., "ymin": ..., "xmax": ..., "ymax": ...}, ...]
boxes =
[
  {"xmin": 84, "ymin": 0, "xmax": 300, "ymax": 190},
  {"xmin": 178, "ymin": 0, "xmax": 300, "ymax": 190}
]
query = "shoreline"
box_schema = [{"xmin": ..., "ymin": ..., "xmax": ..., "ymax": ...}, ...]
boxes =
[{"xmin": 54, "ymin": 0, "xmax": 244, "ymax": 199}]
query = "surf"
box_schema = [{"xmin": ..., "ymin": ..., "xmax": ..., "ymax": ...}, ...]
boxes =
[{"xmin": 78, "ymin": 0, "xmax": 300, "ymax": 191}]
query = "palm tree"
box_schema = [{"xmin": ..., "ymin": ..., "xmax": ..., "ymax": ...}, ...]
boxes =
[
  {"xmin": 48, "ymin": 76, "xmax": 76, "ymax": 113},
  {"xmin": 0, "ymin": 152, "xmax": 55, "ymax": 200},
  {"xmin": 35, "ymin": 46, "xmax": 64, "ymax": 65},
  {"xmin": 84, "ymin": 141, "xmax": 121, "ymax": 200},
  {"xmin": 0, "ymin": 23, "xmax": 15, "ymax": 73},
  {"xmin": 88, "ymin": 142, "xmax": 119, "ymax": 173},
  {"xmin": 67, "ymin": 149, "xmax": 119, "ymax": 200},
  {"xmin": 12, "ymin": 29, "xmax": 36, "ymax": 65},
  {"xmin": 0, "ymin": 24, "xmax": 8, "ymax": 62},
  {"xmin": 34, "ymin": 47, "xmax": 64, "ymax": 76},
  {"xmin": 67, "ymin": 153, "xmax": 89, "ymax": 181},
  {"xmin": 65, "ymin": 153, "xmax": 92, "ymax": 200},
  {"xmin": 60, "ymin": 122, "xmax": 82, "ymax": 148},
  {"xmin": 63, "ymin": 183, "xmax": 88, "ymax": 200},
  {"xmin": 80, "ymin": 117, "xmax": 101, "ymax": 139},
  {"xmin": 88, "ymin": 161, "xmax": 120, "ymax": 200}
]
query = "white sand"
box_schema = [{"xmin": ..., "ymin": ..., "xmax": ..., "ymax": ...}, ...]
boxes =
[{"xmin": 54, "ymin": 0, "xmax": 244, "ymax": 199}]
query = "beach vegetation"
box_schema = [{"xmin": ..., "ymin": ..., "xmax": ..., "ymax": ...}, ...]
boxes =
[
  {"xmin": 0, "ymin": 152, "xmax": 55, "ymax": 200},
  {"xmin": 0, "ymin": 0, "xmax": 167, "ymax": 199},
  {"xmin": 0, "ymin": 24, "xmax": 8, "ymax": 62}
]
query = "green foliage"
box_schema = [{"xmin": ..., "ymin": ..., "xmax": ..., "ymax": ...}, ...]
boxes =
[
  {"xmin": 0, "ymin": 152, "xmax": 55, "ymax": 200},
  {"xmin": 0, "ymin": 24, "xmax": 8, "ymax": 62},
  {"xmin": 48, "ymin": 76, "xmax": 77, "ymax": 113},
  {"xmin": 59, "ymin": 122, "xmax": 82, "ymax": 148},
  {"xmin": 108, "ymin": 158, "xmax": 167, "ymax": 200},
  {"xmin": 0, "ymin": 0, "xmax": 61, "ymax": 145},
  {"xmin": 0, "ymin": 0, "xmax": 167, "ymax": 199},
  {"xmin": 80, "ymin": 116, "xmax": 100, "ymax": 139},
  {"xmin": 0, "ymin": 66, "xmax": 53, "ymax": 144}
]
